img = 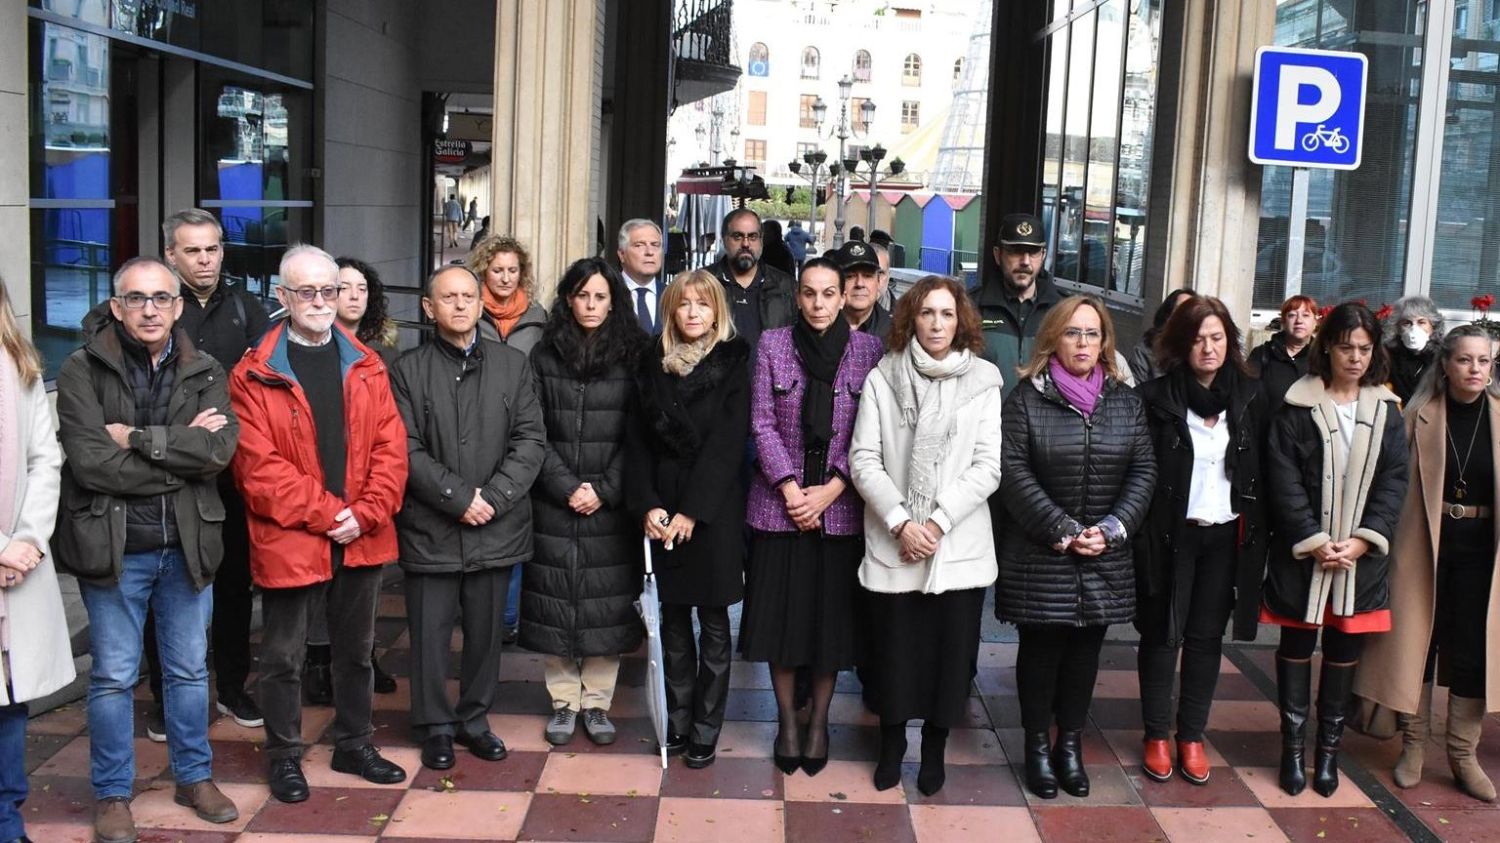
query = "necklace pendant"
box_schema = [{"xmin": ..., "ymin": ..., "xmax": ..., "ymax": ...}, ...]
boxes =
[{"xmin": 1455, "ymin": 480, "xmax": 1467, "ymax": 500}]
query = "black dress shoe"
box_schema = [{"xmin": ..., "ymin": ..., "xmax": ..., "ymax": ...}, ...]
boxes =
[
  {"xmin": 268, "ymin": 757, "xmax": 310, "ymax": 803},
  {"xmin": 421, "ymin": 734, "xmax": 455, "ymax": 770},
  {"xmin": 331, "ymin": 744, "xmax": 407, "ymax": 784},
  {"xmin": 684, "ymin": 742, "xmax": 717, "ymax": 769},
  {"xmin": 662, "ymin": 732, "xmax": 688, "ymax": 756},
  {"xmin": 455, "ymin": 730, "xmax": 508, "ymax": 761},
  {"xmin": 371, "ymin": 648, "xmax": 398, "ymax": 694}
]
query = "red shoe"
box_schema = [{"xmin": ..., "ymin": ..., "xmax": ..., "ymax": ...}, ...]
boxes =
[
  {"xmin": 1142, "ymin": 738, "xmax": 1173, "ymax": 782},
  {"xmin": 1177, "ymin": 739, "xmax": 1210, "ymax": 785}
]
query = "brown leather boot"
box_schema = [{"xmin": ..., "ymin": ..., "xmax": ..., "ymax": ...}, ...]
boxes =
[
  {"xmin": 1393, "ymin": 682, "xmax": 1432, "ymax": 789},
  {"xmin": 94, "ymin": 796, "xmax": 137, "ymax": 843},
  {"xmin": 174, "ymin": 779, "xmax": 240, "ymax": 823},
  {"xmin": 1447, "ymin": 694, "xmax": 1497, "ymax": 802}
]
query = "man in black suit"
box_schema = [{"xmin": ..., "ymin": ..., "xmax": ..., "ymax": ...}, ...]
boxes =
[{"xmin": 618, "ymin": 219, "xmax": 665, "ymax": 334}]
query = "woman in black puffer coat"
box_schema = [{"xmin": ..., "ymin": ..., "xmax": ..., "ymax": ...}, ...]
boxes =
[
  {"xmin": 996, "ymin": 295, "xmax": 1157, "ymax": 801},
  {"xmin": 522, "ymin": 258, "xmax": 650, "ymax": 747}
]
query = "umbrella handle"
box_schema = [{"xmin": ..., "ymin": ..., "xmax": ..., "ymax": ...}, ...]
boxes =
[{"xmin": 642, "ymin": 536, "xmax": 655, "ymax": 576}]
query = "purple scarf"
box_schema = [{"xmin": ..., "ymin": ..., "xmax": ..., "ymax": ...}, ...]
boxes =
[{"xmin": 1049, "ymin": 354, "xmax": 1105, "ymax": 417}]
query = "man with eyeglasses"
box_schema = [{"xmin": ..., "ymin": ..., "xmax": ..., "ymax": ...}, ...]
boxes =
[
  {"xmin": 230, "ymin": 245, "xmax": 410, "ymax": 803},
  {"xmin": 711, "ymin": 208, "xmax": 796, "ymax": 352},
  {"xmin": 390, "ymin": 266, "xmax": 545, "ymax": 770},
  {"xmin": 54, "ymin": 256, "xmax": 242, "ymax": 842},
  {"xmin": 978, "ymin": 213, "xmax": 1063, "ymax": 397}
]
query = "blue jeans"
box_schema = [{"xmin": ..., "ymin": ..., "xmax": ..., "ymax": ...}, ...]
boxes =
[
  {"xmin": 80, "ymin": 547, "xmax": 214, "ymax": 799},
  {"xmin": 0, "ymin": 702, "xmax": 28, "ymax": 840}
]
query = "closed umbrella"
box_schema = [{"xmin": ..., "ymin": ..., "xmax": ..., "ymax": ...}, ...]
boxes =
[{"xmin": 635, "ymin": 535, "xmax": 669, "ymax": 768}]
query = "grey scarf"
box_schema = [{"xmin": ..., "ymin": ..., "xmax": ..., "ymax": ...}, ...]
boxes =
[{"xmin": 877, "ymin": 342, "xmax": 973, "ymax": 523}]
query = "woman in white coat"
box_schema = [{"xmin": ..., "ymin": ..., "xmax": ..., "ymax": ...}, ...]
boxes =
[
  {"xmin": 850, "ymin": 275, "xmax": 1004, "ymax": 797},
  {"xmin": 0, "ymin": 279, "xmax": 74, "ymax": 843}
]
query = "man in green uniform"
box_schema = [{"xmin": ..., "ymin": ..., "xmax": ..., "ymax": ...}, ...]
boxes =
[{"xmin": 976, "ymin": 213, "xmax": 1061, "ymax": 395}]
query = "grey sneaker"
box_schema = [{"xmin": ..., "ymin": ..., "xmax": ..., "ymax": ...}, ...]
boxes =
[
  {"xmin": 146, "ymin": 705, "xmax": 167, "ymax": 743},
  {"xmin": 582, "ymin": 708, "xmax": 617, "ymax": 745},
  {"xmin": 545, "ymin": 707, "xmax": 578, "ymax": 746}
]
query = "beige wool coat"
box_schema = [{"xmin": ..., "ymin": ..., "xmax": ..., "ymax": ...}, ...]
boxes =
[
  {"xmin": 0, "ymin": 375, "xmax": 76, "ymax": 705},
  {"xmin": 1355, "ymin": 392, "xmax": 1500, "ymax": 714}
]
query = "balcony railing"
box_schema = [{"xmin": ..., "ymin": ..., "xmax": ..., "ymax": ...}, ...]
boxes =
[{"xmin": 673, "ymin": 0, "xmax": 733, "ymax": 66}]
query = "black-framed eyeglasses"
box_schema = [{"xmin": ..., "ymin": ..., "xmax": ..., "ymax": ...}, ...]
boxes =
[
  {"xmin": 727, "ymin": 231, "xmax": 762, "ymax": 243},
  {"xmin": 281, "ymin": 285, "xmax": 339, "ymax": 302},
  {"xmin": 115, "ymin": 292, "xmax": 180, "ymax": 310}
]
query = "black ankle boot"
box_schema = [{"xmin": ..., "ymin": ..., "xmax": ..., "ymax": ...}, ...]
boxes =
[
  {"xmin": 1313, "ymin": 660, "xmax": 1357, "ymax": 797},
  {"xmin": 305, "ymin": 644, "xmax": 332, "ymax": 706},
  {"xmin": 917, "ymin": 724, "xmax": 949, "ymax": 795},
  {"xmin": 1276, "ymin": 656, "xmax": 1311, "ymax": 796},
  {"xmin": 873, "ymin": 723, "xmax": 907, "ymax": 791},
  {"xmin": 1024, "ymin": 730, "xmax": 1058, "ymax": 799},
  {"xmin": 1052, "ymin": 729, "xmax": 1090, "ymax": 797}
]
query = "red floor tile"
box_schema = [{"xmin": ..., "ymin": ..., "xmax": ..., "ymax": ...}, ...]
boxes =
[
  {"xmin": 409, "ymin": 748, "xmax": 549, "ymax": 792},
  {"xmin": 898, "ymin": 763, "xmax": 1026, "ymax": 806},
  {"xmin": 1267, "ymin": 806, "xmax": 1410, "ymax": 842},
  {"xmin": 658, "ymin": 756, "xmax": 783, "ymax": 800},
  {"xmin": 517, "ymin": 792, "xmax": 659, "ymax": 842},
  {"xmin": 783, "ymin": 800, "xmax": 917, "ymax": 843},
  {"xmin": 1031, "ymin": 805, "xmax": 1166, "ymax": 843},
  {"xmin": 243, "ymin": 786, "xmax": 406, "ymax": 835}
]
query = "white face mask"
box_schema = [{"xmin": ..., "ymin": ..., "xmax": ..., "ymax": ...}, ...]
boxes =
[{"xmin": 1401, "ymin": 324, "xmax": 1430, "ymax": 352}]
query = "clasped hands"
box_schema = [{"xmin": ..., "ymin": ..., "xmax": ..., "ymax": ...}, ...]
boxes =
[
  {"xmin": 780, "ymin": 480, "xmax": 843, "ymax": 532},
  {"xmin": 644, "ymin": 507, "xmax": 695, "ymax": 548},
  {"xmin": 1054, "ymin": 526, "xmax": 1108, "ymax": 557},
  {"xmin": 1312, "ymin": 536, "xmax": 1369, "ymax": 571},
  {"xmin": 0, "ymin": 539, "xmax": 42, "ymax": 588},
  {"xmin": 896, "ymin": 518, "xmax": 945, "ymax": 564}
]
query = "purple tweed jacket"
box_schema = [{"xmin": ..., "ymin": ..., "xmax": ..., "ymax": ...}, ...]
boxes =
[{"xmin": 747, "ymin": 326, "xmax": 884, "ymax": 535}]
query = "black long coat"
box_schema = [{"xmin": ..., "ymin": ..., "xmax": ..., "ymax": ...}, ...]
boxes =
[
  {"xmin": 1133, "ymin": 371, "xmax": 1268, "ymax": 646},
  {"xmin": 995, "ymin": 374, "xmax": 1157, "ymax": 627},
  {"xmin": 625, "ymin": 338, "xmax": 751, "ymax": 607},
  {"xmin": 519, "ymin": 342, "xmax": 644, "ymax": 658},
  {"xmin": 1247, "ymin": 333, "xmax": 1310, "ymax": 416}
]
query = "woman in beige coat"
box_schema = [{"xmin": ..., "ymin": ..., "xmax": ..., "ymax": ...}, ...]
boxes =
[
  {"xmin": 0, "ymin": 279, "xmax": 75, "ymax": 841},
  {"xmin": 1355, "ymin": 324, "xmax": 1499, "ymax": 801}
]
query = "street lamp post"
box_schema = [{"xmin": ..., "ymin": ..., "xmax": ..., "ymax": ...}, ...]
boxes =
[
  {"xmin": 846, "ymin": 144, "xmax": 906, "ymax": 233},
  {"xmin": 816, "ymin": 75, "xmax": 875, "ymax": 249},
  {"xmin": 787, "ymin": 150, "xmax": 838, "ymax": 254}
]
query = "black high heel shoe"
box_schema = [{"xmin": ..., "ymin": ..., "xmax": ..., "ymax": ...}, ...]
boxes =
[
  {"xmin": 800, "ymin": 724, "xmax": 830, "ymax": 776},
  {"xmin": 774, "ymin": 729, "xmax": 801, "ymax": 775}
]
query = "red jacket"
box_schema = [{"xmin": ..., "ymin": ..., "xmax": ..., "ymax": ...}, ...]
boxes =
[{"xmin": 229, "ymin": 321, "xmax": 408, "ymax": 588}]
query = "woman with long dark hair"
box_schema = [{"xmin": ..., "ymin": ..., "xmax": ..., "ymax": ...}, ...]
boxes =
[
  {"xmin": 335, "ymin": 257, "xmax": 399, "ymax": 364},
  {"xmin": 1356, "ymin": 325, "xmax": 1499, "ymax": 801},
  {"xmin": 850, "ymin": 276, "xmax": 1004, "ymax": 795},
  {"xmin": 740, "ymin": 257, "xmax": 883, "ymax": 776},
  {"xmin": 1134, "ymin": 296, "xmax": 1268, "ymax": 785},
  {"xmin": 1126, "ymin": 288, "xmax": 1193, "ymax": 386},
  {"xmin": 625, "ymin": 270, "xmax": 751, "ymax": 769},
  {"xmin": 524, "ymin": 258, "xmax": 651, "ymax": 747},
  {"xmin": 996, "ymin": 294, "xmax": 1156, "ymax": 800},
  {"xmin": 1262, "ymin": 302, "xmax": 1408, "ymax": 798}
]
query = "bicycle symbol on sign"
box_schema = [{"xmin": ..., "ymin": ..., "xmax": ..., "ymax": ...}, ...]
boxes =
[{"xmin": 1300, "ymin": 124, "xmax": 1350, "ymax": 154}]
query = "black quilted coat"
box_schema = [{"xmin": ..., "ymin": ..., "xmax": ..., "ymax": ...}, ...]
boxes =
[
  {"xmin": 995, "ymin": 374, "xmax": 1157, "ymax": 626},
  {"xmin": 519, "ymin": 342, "xmax": 645, "ymax": 658}
]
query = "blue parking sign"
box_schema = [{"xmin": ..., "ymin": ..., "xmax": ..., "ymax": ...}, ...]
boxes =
[{"xmin": 1249, "ymin": 47, "xmax": 1368, "ymax": 170}]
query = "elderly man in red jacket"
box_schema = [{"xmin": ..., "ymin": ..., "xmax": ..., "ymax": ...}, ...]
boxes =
[{"xmin": 230, "ymin": 244, "xmax": 409, "ymax": 804}]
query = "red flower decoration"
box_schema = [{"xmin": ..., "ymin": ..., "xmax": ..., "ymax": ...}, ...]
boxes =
[
  {"xmin": 1317, "ymin": 305, "xmax": 1334, "ymax": 320},
  {"xmin": 1374, "ymin": 303, "xmax": 1393, "ymax": 321},
  {"xmin": 1475, "ymin": 294, "xmax": 1495, "ymax": 313}
]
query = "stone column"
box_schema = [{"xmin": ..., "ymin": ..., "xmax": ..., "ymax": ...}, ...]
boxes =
[
  {"xmin": 1143, "ymin": 0, "xmax": 1276, "ymax": 320},
  {"xmin": 491, "ymin": 0, "xmax": 600, "ymax": 303},
  {"xmin": 0, "ymin": 1, "xmax": 30, "ymax": 328}
]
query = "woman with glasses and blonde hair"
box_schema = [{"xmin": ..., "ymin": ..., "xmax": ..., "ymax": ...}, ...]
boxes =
[
  {"xmin": 466, "ymin": 235, "xmax": 547, "ymax": 355},
  {"xmin": 1356, "ymin": 324, "xmax": 1499, "ymax": 801},
  {"xmin": 996, "ymin": 294, "xmax": 1157, "ymax": 800},
  {"xmin": 625, "ymin": 269, "xmax": 751, "ymax": 769},
  {"xmin": 0, "ymin": 279, "xmax": 74, "ymax": 843}
]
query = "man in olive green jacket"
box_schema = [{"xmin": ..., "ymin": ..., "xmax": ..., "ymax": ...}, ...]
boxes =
[{"xmin": 976, "ymin": 213, "xmax": 1062, "ymax": 396}]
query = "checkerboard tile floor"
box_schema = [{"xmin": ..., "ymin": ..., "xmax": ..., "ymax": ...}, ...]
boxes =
[{"xmin": 21, "ymin": 590, "xmax": 1500, "ymax": 841}]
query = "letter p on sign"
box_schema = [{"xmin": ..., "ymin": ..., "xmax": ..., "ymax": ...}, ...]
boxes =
[{"xmin": 1249, "ymin": 47, "xmax": 1367, "ymax": 171}]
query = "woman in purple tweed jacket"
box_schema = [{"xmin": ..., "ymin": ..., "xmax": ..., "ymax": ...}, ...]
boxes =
[{"xmin": 739, "ymin": 257, "xmax": 884, "ymax": 777}]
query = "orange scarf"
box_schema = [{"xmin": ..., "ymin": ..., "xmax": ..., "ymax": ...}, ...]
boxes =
[{"xmin": 482, "ymin": 286, "xmax": 529, "ymax": 339}]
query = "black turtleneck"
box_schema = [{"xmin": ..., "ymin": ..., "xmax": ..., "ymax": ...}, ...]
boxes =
[{"xmin": 1445, "ymin": 392, "xmax": 1493, "ymax": 507}]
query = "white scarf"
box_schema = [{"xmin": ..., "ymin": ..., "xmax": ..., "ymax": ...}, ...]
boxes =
[{"xmin": 878, "ymin": 342, "xmax": 973, "ymax": 523}]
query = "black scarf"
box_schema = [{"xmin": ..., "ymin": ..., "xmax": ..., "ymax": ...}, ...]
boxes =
[
  {"xmin": 791, "ymin": 313, "xmax": 850, "ymax": 449},
  {"xmin": 1182, "ymin": 363, "xmax": 1234, "ymax": 419}
]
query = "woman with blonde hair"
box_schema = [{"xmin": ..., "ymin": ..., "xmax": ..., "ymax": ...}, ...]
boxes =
[
  {"xmin": 1356, "ymin": 324, "xmax": 1499, "ymax": 801},
  {"xmin": 466, "ymin": 235, "xmax": 547, "ymax": 355},
  {"xmin": 625, "ymin": 269, "xmax": 751, "ymax": 769},
  {"xmin": 0, "ymin": 279, "xmax": 75, "ymax": 842},
  {"xmin": 996, "ymin": 294, "xmax": 1156, "ymax": 799}
]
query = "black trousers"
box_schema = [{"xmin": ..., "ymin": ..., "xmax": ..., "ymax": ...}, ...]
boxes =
[
  {"xmin": 1137, "ymin": 521, "xmax": 1238, "ymax": 741},
  {"xmin": 661, "ymin": 603, "xmax": 732, "ymax": 746},
  {"xmin": 258, "ymin": 564, "xmax": 382, "ymax": 760},
  {"xmin": 1277, "ymin": 626, "xmax": 1364, "ymax": 663},
  {"xmin": 405, "ymin": 566, "xmax": 511, "ymax": 739},
  {"xmin": 144, "ymin": 490, "xmax": 254, "ymax": 699},
  {"xmin": 1431, "ymin": 519, "xmax": 1494, "ymax": 698},
  {"xmin": 1016, "ymin": 624, "xmax": 1108, "ymax": 733}
]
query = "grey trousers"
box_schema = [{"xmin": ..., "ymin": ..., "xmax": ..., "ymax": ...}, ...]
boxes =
[
  {"xmin": 405, "ymin": 566, "xmax": 512, "ymax": 739},
  {"xmin": 259, "ymin": 564, "xmax": 382, "ymax": 760}
]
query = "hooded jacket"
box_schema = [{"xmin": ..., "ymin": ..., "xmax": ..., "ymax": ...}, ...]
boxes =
[{"xmin": 229, "ymin": 321, "xmax": 408, "ymax": 589}]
